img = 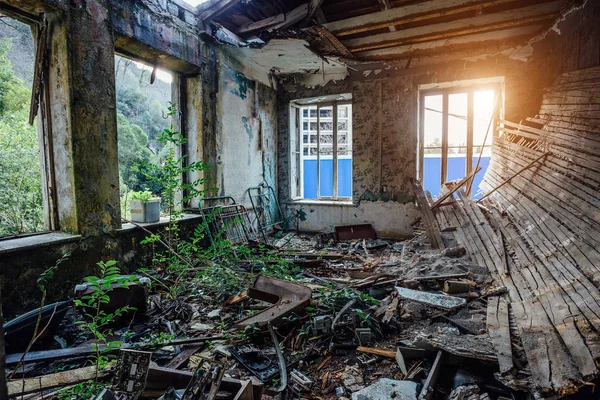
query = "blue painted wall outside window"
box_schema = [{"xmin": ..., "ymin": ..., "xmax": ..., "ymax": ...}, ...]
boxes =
[
  {"xmin": 303, "ymin": 159, "xmax": 352, "ymax": 198},
  {"xmin": 423, "ymin": 156, "xmax": 491, "ymax": 199}
]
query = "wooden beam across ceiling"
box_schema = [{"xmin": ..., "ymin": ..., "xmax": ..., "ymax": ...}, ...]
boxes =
[
  {"xmin": 354, "ymin": 24, "xmax": 544, "ymax": 60},
  {"xmin": 343, "ymin": 0, "xmax": 563, "ymax": 52},
  {"xmin": 237, "ymin": 3, "xmax": 309, "ymax": 34},
  {"xmin": 323, "ymin": 0, "xmax": 557, "ymax": 37},
  {"xmin": 199, "ymin": 0, "xmax": 244, "ymax": 23}
]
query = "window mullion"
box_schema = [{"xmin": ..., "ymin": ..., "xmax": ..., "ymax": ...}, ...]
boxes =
[
  {"xmin": 441, "ymin": 93, "xmax": 449, "ymax": 186},
  {"xmin": 316, "ymin": 104, "xmax": 321, "ymax": 199},
  {"xmin": 333, "ymin": 102, "xmax": 338, "ymax": 199},
  {"xmin": 466, "ymin": 91, "xmax": 474, "ymax": 195}
]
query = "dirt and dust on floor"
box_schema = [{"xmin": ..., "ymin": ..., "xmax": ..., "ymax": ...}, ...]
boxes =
[{"xmin": 1, "ymin": 187, "xmax": 592, "ymax": 400}]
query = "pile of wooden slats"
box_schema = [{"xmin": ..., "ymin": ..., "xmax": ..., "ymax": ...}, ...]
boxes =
[{"xmin": 433, "ymin": 66, "xmax": 600, "ymax": 397}]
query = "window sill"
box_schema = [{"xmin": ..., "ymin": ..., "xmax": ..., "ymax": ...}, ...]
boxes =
[
  {"xmin": 0, "ymin": 232, "xmax": 82, "ymax": 255},
  {"xmin": 288, "ymin": 199, "xmax": 354, "ymax": 207},
  {"xmin": 118, "ymin": 213, "xmax": 203, "ymax": 232}
]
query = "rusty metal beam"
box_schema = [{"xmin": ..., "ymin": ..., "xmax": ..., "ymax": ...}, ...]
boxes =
[{"xmin": 234, "ymin": 276, "xmax": 312, "ymax": 329}]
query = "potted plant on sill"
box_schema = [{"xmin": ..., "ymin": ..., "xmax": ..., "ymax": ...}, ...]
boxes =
[{"xmin": 130, "ymin": 190, "xmax": 161, "ymax": 223}]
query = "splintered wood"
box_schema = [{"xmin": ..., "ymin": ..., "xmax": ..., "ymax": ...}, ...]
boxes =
[
  {"xmin": 486, "ymin": 297, "xmax": 513, "ymax": 374},
  {"xmin": 431, "ymin": 66, "xmax": 600, "ymax": 397},
  {"xmin": 412, "ymin": 180, "xmax": 444, "ymax": 249}
]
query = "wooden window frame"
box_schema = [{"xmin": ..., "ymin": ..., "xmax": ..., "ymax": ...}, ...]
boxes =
[
  {"xmin": 418, "ymin": 84, "xmax": 500, "ymax": 196},
  {"xmin": 297, "ymin": 101, "xmax": 352, "ymax": 201},
  {"xmin": 0, "ymin": 6, "xmax": 57, "ymax": 238}
]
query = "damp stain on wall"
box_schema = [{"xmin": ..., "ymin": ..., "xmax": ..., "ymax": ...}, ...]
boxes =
[{"xmin": 242, "ymin": 116, "xmax": 253, "ymax": 166}]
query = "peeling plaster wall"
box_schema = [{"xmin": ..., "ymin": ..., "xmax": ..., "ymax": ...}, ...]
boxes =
[
  {"xmin": 278, "ymin": 79, "xmax": 420, "ymax": 238},
  {"xmin": 214, "ymin": 49, "xmax": 278, "ymax": 206},
  {"xmin": 1, "ymin": 0, "xmax": 280, "ymax": 317},
  {"xmin": 277, "ymin": 49, "xmax": 584, "ymax": 237}
]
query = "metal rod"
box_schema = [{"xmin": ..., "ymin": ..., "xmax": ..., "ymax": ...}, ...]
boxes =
[{"xmin": 477, "ymin": 151, "xmax": 550, "ymax": 203}]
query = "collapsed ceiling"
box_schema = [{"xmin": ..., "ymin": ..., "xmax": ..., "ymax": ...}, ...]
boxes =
[{"xmin": 194, "ymin": 0, "xmax": 581, "ymax": 85}]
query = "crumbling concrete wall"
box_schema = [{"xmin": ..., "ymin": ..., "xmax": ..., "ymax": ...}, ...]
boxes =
[
  {"xmin": 276, "ymin": 45, "xmax": 584, "ymax": 237},
  {"xmin": 213, "ymin": 50, "xmax": 278, "ymax": 206},
  {"xmin": 1, "ymin": 0, "xmax": 278, "ymax": 317}
]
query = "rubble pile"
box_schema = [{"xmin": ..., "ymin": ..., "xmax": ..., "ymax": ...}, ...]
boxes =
[{"xmin": 2, "ymin": 227, "xmax": 527, "ymax": 400}]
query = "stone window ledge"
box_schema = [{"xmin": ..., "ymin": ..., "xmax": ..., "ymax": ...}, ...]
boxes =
[
  {"xmin": 0, "ymin": 232, "xmax": 81, "ymax": 255},
  {"xmin": 287, "ymin": 199, "xmax": 354, "ymax": 207},
  {"xmin": 118, "ymin": 213, "xmax": 203, "ymax": 232}
]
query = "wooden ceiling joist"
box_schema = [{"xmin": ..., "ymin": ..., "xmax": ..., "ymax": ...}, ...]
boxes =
[
  {"xmin": 323, "ymin": 0, "xmax": 548, "ymax": 37},
  {"xmin": 237, "ymin": 3, "xmax": 309, "ymax": 34},
  {"xmin": 199, "ymin": 0, "xmax": 244, "ymax": 23},
  {"xmin": 343, "ymin": 1, "xmax": 563, "ymax": 52},
  {"xmin": 354, "ymin": 24, "xmax": 543, "ymax": 60}
]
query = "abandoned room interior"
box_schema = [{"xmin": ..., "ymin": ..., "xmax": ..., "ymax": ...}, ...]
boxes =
[{"xmin": 0, "ymin": 0, "xmax": 599, "ymax": 398}]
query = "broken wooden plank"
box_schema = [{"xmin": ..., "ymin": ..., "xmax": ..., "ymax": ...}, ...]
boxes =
[
  {"xmin": 343, "ymin": 1, "xmax": 562, "ymax": 52},
  {"xmin": 486, "ymin": 297, "xmax": 513, "ymax": 374},
  {"xmin": 7, "ymin": 365, "xmax": 109, "ymax": 396},
  {"xmin": 412, "ymin": 180, "xmax": 444, "ymax": 249},
  {"xmin": 163, "ymin": 345, "xmax": 204, "ymax": 369},
  {"xmin": 324, "ymin": 0, "xmax": 522, "ymax": 37},
  {"xmin": 419, "ymin": 350, "xmax": 443, "ymax": 400},
  {"xmin": 395, "ymin": 287, "xmax": 466, "ymax": 311},
  {"xmin": 357, "ymin": 346, "xmax": 396, "ymax": 359}
]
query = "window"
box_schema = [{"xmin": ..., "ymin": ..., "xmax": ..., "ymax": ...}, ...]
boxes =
[
  {"xmin": 419, "ymin": 86, "xmax": 498, "ymax": 199},
  {"xmin": 0, "ymin": 12, "xmax": 47, "ymax": 238},
  {"xmin": 292, "ymin": 100, "xmax": 352, "ymax": 200},
  {"xmin": 114, "ymin": 54, "xmax": 173, "ymax": 218}
]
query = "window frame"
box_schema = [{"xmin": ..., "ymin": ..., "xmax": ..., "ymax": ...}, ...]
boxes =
[
  {"xmin": 0, "ymin": 6, "xmax": 57, "ymax": 239},
  {"xmin": 418, "ymin": 84, "xmax": 501, "ymax": 196},
  {"xmin": 297, "ymin": 100, "xmax": 353, "ymax": 201}
]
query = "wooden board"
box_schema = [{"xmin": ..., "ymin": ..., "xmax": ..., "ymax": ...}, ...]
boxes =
[{"xmin": 486, "ymin": 297, "xmax": 513, "ymax": 374}]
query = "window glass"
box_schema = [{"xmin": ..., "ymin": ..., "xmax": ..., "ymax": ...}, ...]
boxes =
[
  {"xmin": 298, "ymin": 102, "xmax": 352, "ymax": 199},
  {"xmin": 422, "ymin": 95, "xmax": 443, "ymax": 197}
]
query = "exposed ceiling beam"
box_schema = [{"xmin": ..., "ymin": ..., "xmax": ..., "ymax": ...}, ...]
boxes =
[
  {"xmin": 354, "ymin": 24, "xmax": 544, "ymax": 60},
  {"xmin": 323, "ymin": 0, "xmax": 551, "ymax": 37},
  {"xmin": 237, "ymin": 3, "xmax": 309, "ymax": 34},
  {"xmin": 343, "ymin": 1, "xmax": 564, "ymax": 52},
  {"xmin": 377, "ymin": 0, "xmax": 397, "ymax": 32},
  {"xmin": 199, "ymin": 0, "xmax": 243, "ymax": 23},
  {"xmin": 305, "ymin": 0, "xmax": 326, "ymax": 24},
  {"xmin": 313, "ymin": 25, "xmax": 354, "ymax": 58}
]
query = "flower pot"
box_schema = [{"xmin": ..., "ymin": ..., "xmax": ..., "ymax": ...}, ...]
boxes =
[{"xmin": 130, "ymin": 198, "xmax": 161, "ymax": 223}]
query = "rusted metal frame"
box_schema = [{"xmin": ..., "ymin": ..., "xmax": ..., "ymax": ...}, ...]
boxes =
[
  {"xmin": 234, "ymin": 275, "xmax": 311, "ymax": 329},
  {"xmin": 347, "ymin": 13, "xmax": 558, "ymax": 52},
  {"xmin": 333, "ymin": 0, "xmax": 524, "ymax": 37}
]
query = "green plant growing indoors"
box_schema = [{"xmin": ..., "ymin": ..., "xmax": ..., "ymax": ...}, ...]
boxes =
[
  {"xmin": 130, "ymin": 190, "xmax": 158, "ymax": 202},
  {"xmin": 74, "ymin": 260, "xmax": 138, "ymax": 378}
]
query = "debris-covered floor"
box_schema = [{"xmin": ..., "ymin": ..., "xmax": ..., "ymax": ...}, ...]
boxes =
[{"xmin": 3, "ymin": 225, "xmax": 537, "ymax": 400}]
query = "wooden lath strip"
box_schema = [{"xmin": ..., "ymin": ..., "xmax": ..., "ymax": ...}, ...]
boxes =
[{"xmin": 324, "ymin": 0, "xmax": 540, "ymax": 37}]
